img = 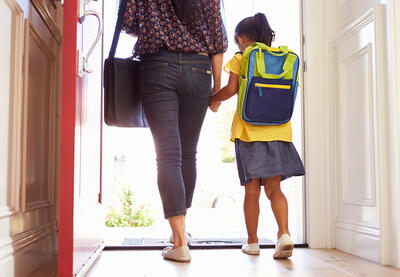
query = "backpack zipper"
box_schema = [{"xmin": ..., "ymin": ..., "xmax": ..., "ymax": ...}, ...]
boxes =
[
  {"xmin": 254, "ymin": 83, "xmax": 291, "ymax": 89},
  {"xmin": 255, "ymin": 83, "xmax": 291, "ymax": 97}
]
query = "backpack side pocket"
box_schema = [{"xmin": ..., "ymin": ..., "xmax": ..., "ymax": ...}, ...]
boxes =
[{"xmin": 237, "ymin": 75, "xmax": 248, "ymax": 119}]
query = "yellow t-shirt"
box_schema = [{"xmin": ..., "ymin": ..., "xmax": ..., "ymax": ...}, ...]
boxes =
[{"xmin": 224, "ymin": 53, "xmax": 292, "ymax": 143}]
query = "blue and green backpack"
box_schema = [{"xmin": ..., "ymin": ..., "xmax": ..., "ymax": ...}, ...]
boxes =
[{"xmin": 237, "ymin": 42, "xmax": 300, "ymax": 125}]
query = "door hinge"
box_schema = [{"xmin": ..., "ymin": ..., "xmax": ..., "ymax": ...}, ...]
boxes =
[
  {"xmin": 77, "ymin": 50, "xmax": 85, "ymax": 77},
  {"xmin": 53, "ymin": 0, "xmax": 64, "ymax": 6},
  {"xmin": 79, "ymin": 0, "xmax": 97, "ymax": 22}
]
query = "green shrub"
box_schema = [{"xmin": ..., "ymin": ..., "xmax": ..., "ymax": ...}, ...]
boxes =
[
  {"xmin": 105, "ymin": 187, "xmax": 153, "ymax": 227},
  {"xmin": 221, "ymin": 155, "xmax": 235, "ymax": 163},
  {"xmin": 215, "ymin": 99, "xmax": 236, "ymax": 163},
  {"xmin": 220, "ymin": 141, "xmax": 235, "ymax": 163}
]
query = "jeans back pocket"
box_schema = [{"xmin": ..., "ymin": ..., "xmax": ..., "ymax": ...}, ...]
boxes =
[
  {"xmin": 139, "ymin": 62, "xmax": 169, "ymax": 93},
  {"xmin": 191, "ymin": 66, "xmax": 212, "ymax": 97}
]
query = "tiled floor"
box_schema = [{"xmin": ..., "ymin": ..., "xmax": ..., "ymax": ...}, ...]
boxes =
[{"xmin": 85, "ymin": 248, "xmax": 400, "ymax": 277}]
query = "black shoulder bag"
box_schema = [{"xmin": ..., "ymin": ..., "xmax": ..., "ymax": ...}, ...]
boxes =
[{"xmin": 103, "ymin": 0, "xmax": 148, "ymax": 127}]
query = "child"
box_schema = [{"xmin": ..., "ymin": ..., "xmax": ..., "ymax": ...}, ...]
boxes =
[{"xmin": 210, "ymin": 13, "xmax": 305, "ymax": 259}]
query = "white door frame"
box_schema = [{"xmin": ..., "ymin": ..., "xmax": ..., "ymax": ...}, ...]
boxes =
[
  {"xmin": 302, "ymin": 0, "xmax": 332, "ymax": 249},
  {"xmin": 303, "ymin": 0, "xmax": 400, "ymax": 267},
  {"xmin": 384, "ymin": 0, "xmax": 400, "ymax": 267}
]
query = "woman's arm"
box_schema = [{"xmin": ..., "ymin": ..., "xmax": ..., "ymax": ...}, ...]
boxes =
[
  {"xmin": 211, "ymin": 53, "xmax": 223, "ymax": 92},
  {"xmin": 121, "ymin": 0, "xmax": 139, "ymax": 35}
]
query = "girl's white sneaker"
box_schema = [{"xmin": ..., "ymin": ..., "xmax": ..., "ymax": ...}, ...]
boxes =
[
  {"xmin": 273, "ymin": 234, "xmax": 294, "ymax": 259},
  {"xmin": 241, "ymin": 242, "xmax": 260, "ymax": 255},
  {"xmin": 162, "ymin": 245, "xmax": 191, "ymax": 262}
]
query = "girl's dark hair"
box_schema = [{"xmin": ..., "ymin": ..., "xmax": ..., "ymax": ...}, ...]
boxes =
[
  {"xmin": 235, "ymin": 13, "xmax": 275, "ymax": 46},
  {"xmin": 171, "ymin": 0, "xmax": 200, "ymax": 24}
]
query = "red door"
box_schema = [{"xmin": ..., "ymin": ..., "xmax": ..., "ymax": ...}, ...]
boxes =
[{"xmin": 59, "ymin": 0, "xmax": 105, "ymax": 276}]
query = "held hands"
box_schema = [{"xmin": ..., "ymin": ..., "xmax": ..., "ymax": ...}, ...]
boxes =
[
  {"xmin": 209, "ymin": 86, "xmax": 221, "ymax": 112},
  {"xmin": 209, "ymin": 73, "xmax": 238, "ymax": 113}
]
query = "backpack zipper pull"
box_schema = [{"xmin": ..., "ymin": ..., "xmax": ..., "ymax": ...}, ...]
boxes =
[{"xmin": 257, "ymin": 86, "xmax": 263, "ymax": 97}]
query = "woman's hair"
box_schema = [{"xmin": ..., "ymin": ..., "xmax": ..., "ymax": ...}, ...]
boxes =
[
  {"xmin": 235, "ymin": 13, "xmax": 275, "ymax": 46},
  {"xmin": 171, "ymin": 0, "xmax": 200, "ymax": 24}
]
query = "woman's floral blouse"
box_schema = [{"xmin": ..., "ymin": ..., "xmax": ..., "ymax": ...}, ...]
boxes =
[{"xmin": 122, "ymin": 0, "xmax": 228, "ymax": 56}]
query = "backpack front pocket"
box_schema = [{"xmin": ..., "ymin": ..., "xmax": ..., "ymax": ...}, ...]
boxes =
[{"xmin": 244, "ymin": 78, "xmax": 294, "ymax": 124}]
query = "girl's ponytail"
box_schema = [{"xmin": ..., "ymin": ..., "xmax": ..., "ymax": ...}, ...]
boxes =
[
  {"xmin": 253, "ymin": 13, "xmax": 275, "ymax": 46},
  {"xmin": 235, "ymin": 13, "xmax": 275, "ymax": 46}
]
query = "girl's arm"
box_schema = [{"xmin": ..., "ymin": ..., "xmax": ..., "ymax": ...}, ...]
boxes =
[
  {"xmin": 210, "ymin": 72, "xmax": 239, "ymax": 105},
  {"xmin": 211, "ymin": 53, "xmax": 223, "ymax": 92}
]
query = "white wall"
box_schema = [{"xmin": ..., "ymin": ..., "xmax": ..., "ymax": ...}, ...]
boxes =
[
  {"xmin": 0, "ymin": 0, "xmax": 12, "ymax": 214},
  {"xmin": 0, "ymin": 1, "xmax": 24, "ymax": 275}
]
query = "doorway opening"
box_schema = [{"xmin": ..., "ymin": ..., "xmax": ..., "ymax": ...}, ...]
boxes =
[{"xmin": 101, "ymin": 0, "xmax": 305, "ymax": 248}]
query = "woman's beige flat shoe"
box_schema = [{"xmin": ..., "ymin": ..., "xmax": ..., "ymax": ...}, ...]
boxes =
[{"xmin": 241, "ymin": 243, "xmax": 260, "ymax": 255}]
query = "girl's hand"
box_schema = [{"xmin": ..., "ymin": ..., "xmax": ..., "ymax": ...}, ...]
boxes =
[
  {"xmin": 209, "ymin": 95, "xmax": 221, "ymax": 112},
  {"xmin": 209, "ymin": 102, "xmax": 221, "ymax": 112}
]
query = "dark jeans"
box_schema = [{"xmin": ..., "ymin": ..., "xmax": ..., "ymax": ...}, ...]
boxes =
[{"xmin": 138, "ymin": 50, "xmax": 211, "ymax": 219}]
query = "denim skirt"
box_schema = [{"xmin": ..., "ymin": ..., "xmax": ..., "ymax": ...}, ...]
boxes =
[{"xmin": 235, "ymin": 139, "xmax": 305, "ymax": 185}]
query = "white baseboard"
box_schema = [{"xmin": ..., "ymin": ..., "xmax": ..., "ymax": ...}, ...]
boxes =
[{"xmin": 336, "ymin": 227, "xmax": 380, "ymax": 263}]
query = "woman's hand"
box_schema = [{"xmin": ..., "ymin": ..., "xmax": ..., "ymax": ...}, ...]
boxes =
[{"xmin": 212, "ymin": 86, "xmax": 220, "ymax": 96}]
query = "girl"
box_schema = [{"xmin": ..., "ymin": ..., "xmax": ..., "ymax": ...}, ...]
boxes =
[{"xmin": 210, "ymin": 13, "xmax": 305, "ymax": 259}]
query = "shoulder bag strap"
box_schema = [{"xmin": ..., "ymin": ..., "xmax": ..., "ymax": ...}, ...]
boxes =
[{"xmin": 108, "ymin": 0, "xmax": 129, "ymax": 58}]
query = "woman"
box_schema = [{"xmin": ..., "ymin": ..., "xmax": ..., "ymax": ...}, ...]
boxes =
[{"xmin": 122, "ymin": 0, "xmax": 228, "ymax": 262}]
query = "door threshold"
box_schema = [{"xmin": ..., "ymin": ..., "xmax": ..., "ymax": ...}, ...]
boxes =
[{"xmin": 103, "ymin": 238, "xmax": 308, "ymax": 250}]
